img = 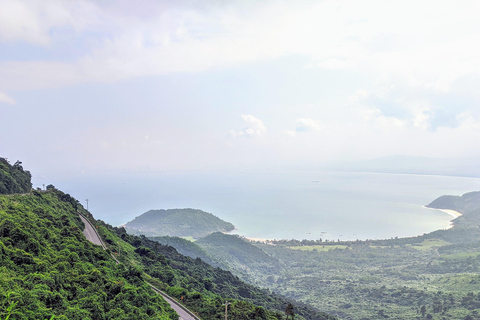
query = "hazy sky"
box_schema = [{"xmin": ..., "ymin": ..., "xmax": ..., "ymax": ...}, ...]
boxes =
[{"xmin": 2, "ymin": 0, "xmax": 480, "ymax": 181}]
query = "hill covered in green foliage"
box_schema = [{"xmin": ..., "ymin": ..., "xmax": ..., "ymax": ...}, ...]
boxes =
[
  {"xmin": 0, "ymin": 158, "xmax": 32, "ymax": 195},
  {"xmin": 148, "ymin": 235, "xmax": 222, "ymax": 268},
  {"xmin": 0, "ymin": 161, "xmax": 335, "ymax": 319},
  {"xmin": 97, "ymin": 221, "xmax": 334, "ymax": 320},
  {"xmin": 193, "ymin": 191, "xmax": 480, "ymax": 320},
  {"xmin": 426, "ymin": 191, "xmax": 480, "ymax": 213},
  {"xmin": 125, "ymin": 208, "xmax": 235, "ymax": 239},
  {"xmin": 0, "ymin": 189, "xmax": 177, "ymax": 319},
  {"xmin": 196, "ymin": 233, "xmax": 284, "ymax": 279}
]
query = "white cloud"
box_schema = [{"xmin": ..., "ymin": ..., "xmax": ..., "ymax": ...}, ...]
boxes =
[
  {"xmin": 283, "ymin": 130, "xmax": 296, "ymax": 137},
  {"xmin": 230, "ymin": 115, "xmax": 266, "ymax": 138},
  {"xmin": 296, "ymin": 118, "xmax": 321, "ymax": 132},
  {"xmin": 0, "ymin": 0, "xmax": 96, "ymax": 45},
  {"xmin": 361, "ymin": 108, "xmax": 406, "ymax": 130},
  {"xmin": 412, "ymin": 110, "xmax": 432, "ymax": 130},
  {"xmin": 1, "ymin": 0, "xmax": 480, "ymax": 94},
  {"xmin": 0, "ymin": 92, "xmax": 15, "ymax": 105}
]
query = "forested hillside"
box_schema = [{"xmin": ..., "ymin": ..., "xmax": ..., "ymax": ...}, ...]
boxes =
[
  {"xmin": 190, "ymin": 191, "xmax": 480, "ymax": 320},
  {"xmin": 0, "ymin": 189, "xmax": 177, "ymax": 319},
  {"xmin": 149, "ymin": 235, "xmax": 222, "ymax": 268},
  {"xmin": 0, "ymin": 180, "xmax": 335, "ymax": 319},
  {"xmin": 426, "ymin": 191, "xmax": 480, "ymax": 213},
  {"xmin": 196, "ymin": 233, "xmax": 284, "ymax": 279},
  {"xmin": 96, "ymin": 220, "xmax": 335, "ymax": 320},
  {"xmin": 0, "ymin": 158, "xmax": 32, "ymax": 194},
  {"xmin": 125, "ymin": 208, "xmax": 235, "ymax": 239}
]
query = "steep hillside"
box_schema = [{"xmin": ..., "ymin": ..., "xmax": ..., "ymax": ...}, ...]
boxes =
[
  {"xmin": 0, "ymin": 158, "xmax": 32, "ymax": 195},
  {"xmin": 98, "ymin": 222, "xmax": 335, "ymax": 320},
  {"xmin": 426, "ymin": 191, "xmax": 480, "ymax": 213},
  {"xmin": 0, "ymin": 189, "xmax": 177, "ymax": 319},
  {"xmin": 125, "ymin": 208, "xmax": 234, "ymax": 239},
  {"xmin": 149, "ymin": 235, "xmax": 223, "ymax": 268},
  {"xmin": 196, "ymin": 233, "xmax": 284, "ymax": 277},
  {"xmin": 0, "ymin": 186, "xmax": 335, "ymax": 319}
]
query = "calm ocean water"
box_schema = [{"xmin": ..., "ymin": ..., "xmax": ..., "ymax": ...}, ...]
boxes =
[{"xmin": 51, "ymin": 171, "xmax": 480, "ymax": 241}]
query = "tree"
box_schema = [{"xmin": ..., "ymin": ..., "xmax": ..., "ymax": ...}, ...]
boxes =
[
  {"xmin": 285, "ymin": 303, "xmax": 294, "ymax": 320},
  {"xmin": 420, "ymin": 305, "xmax": 426, "ymax": 318}
]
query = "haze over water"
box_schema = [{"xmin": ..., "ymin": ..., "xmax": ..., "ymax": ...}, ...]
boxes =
[{"xmin": 52, "ymin": 171, "xmax": 480, "ymax": 241}]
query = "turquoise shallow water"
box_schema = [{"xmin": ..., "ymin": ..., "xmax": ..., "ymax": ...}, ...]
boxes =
[{"xmin": 49, "ymin": 171, "xmax": 480, "ymax": 241}]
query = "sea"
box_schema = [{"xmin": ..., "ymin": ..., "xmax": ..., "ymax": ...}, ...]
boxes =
[{"xmin": 49, "ymin": 170, "xmax": 480, "ymax": 241}]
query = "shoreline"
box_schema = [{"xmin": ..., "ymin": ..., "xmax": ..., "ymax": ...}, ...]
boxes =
[
  {"xmin": 225, "ymin": 231, "xmax": 274, "ymax": 243},
  {"xmin": 423, "ymin": 206, "xmax": 462, "ymax": 230},
  {"xmin": 226, "ymin": 206, "xmax": 463, "ymax": 243},
  {"xmin": 242, "ymin": 236, "xmax": 273, "ymax": 243}
]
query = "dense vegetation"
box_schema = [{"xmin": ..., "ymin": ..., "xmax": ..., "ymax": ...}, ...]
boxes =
[
  {"xmin": 125, "ymin": 208, "xmax": 235, "ymax": 239},
  {"xmin": 0, "ymin": 158, "xmax": 32, "ymax": 195},
  {"xmin": 0, "ymin": 181, "xmax": 334, "ymax": 318},
  {"xmin": 149, "ymin": 235, "xmax": 223, "ymax": 268},
  {"xmin": 8, "ymin": 157, "xmax": 480, "ymax": 319},
  {"xmin": 196, "ymin": 233, "xmax": 284, "ymax": 281},
  {"xmin": 426, "ymin": 191, "xmax": 480, "ymax": 213},
  {"xmin": 167, "ymin": 191, "xmax": 480, "ymax": 320},
  {"xmin": 95, "ymin": 220, "xmax": 335, "ymax": 320},
  {"xmin": 0, "ymin": 189, "xmax": 177, "ymax": 319},
  {"xmin": 0, "ymin": 157, "xmax": 336, "ymax": 319}
]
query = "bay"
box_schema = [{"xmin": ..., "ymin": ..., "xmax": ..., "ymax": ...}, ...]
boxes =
[{"xmin": 47, "ymin": 171, "xmax": 480, "ymax": 241}]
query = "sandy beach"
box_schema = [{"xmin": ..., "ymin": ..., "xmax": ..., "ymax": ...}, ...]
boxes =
[
  {"xmin": 243, "ymin": 236, "xmax": 273, "ymax": 243},
  {"xmin": 423, "ymin": 206, "xmax": 462, "ymax": 230}
]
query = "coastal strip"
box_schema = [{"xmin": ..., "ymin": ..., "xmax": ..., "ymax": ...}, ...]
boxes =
[{"xmin": 423, "ymin": 206, "xmax": 462, "ymax": 230}]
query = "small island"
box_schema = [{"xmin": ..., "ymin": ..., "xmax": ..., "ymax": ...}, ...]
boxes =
[{"xmin": 124, "ymin": 208, "xmax": 235, "ymax": 239}]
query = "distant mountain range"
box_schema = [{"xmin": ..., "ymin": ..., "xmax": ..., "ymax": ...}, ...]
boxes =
[{"xmin": 124, "ymin": 208, "xmax": 235, "ymax": 239}]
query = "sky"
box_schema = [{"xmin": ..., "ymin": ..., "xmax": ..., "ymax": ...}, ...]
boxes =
[{"xmin": 2, "ymin": 0, "xmax": 480, "ymax": 184}]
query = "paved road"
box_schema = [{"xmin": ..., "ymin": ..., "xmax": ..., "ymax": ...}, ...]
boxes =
[
  {"xmin": 78, "ymin": 213, "xmax": 199, "ymax": 320},
  {"xmin": 79, "ymin": 214, "xmax": 104, "ymax": 247},
  {"xmin": 149, "ymin": 284, "xmax": 201, "ymax": 320}
]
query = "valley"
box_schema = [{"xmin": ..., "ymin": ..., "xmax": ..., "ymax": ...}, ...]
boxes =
[{"xmin": 147, "ymin": 192, "xmax": 480, "ymax": 320}]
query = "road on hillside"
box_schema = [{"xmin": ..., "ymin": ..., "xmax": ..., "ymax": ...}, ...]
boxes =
[
  {"xmin": 78, "ymin": 213, "xmax": 199, "ymax": 320},
  {"xmin": 79, "ymin": 214, "xmax": 104, "ymax": 247}
]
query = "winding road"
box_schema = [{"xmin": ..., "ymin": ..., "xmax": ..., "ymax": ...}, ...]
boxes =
[{"xmin": 78, "ymin": 213, "xmax": 201, "ymax": 320}]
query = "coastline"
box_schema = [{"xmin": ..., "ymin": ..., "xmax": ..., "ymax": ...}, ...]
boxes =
[
  {"xmin": 423, "ymin": 206, "xmax": 462, "ymax": 230},
  {"xmin": 226, "ymin": 206, "xmax": 464, "ymax": 243},
  {"xmin": 242, "ymin": 236, "xmax": 273, "ymax": 243},
  {"xmin": 224, "ymin": 230, "xmax": 274, "ymax": 243}
]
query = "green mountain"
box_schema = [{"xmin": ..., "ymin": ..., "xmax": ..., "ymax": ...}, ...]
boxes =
[
  {"xmin": 125, "ymin": 208, "xmax": 235, "ymax": 239},
  {"xmin": 196, "ymin": 233, "xmax": 284, "ymax": 279},
  {"xmin": 0, "ymin": 189, "xmax": 177, "ymax": 319},
  {"xmin": 0, "ymin": 158, "xmax": 32, "ymax": 194},
  {"xmin": 0, "ymin": 160, "xmax": 335, "ymax": 320},
  {"xmin": 103, "ymin": 224, "xmax": 333, "ymax": 320},
  {"xmin": 148, "ymin": 235, "xmax": 222, "ymax": 268},
  {"xmin": 426, "ymin": 191, "xmax": 480, "ymax": 213},
  {"xmin": 426, "ymin": 190, "xmax": 480, "ymax": 233}
]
